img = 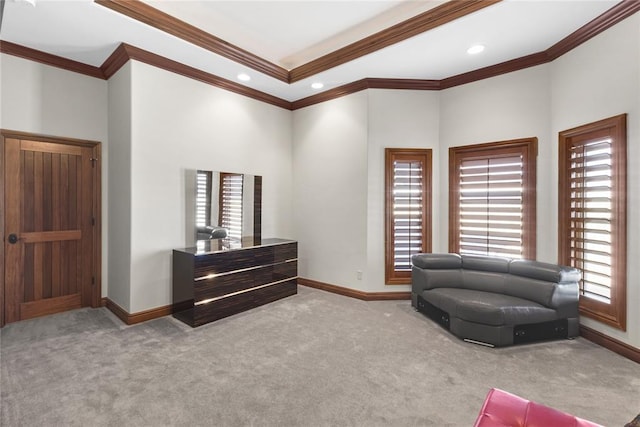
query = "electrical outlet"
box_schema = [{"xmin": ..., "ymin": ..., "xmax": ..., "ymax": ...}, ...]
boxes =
[{"xmin": 357, "ymin": 270, "xmax": 363, "ymax": 280}]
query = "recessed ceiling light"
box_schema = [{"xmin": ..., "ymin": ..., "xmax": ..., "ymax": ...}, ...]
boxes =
[
  {"xmin": 237, "ymin": 73, "xmax": 251, "ymax": 82},
  {"xmin": 467, "ymin": 45, "xmax": 485, "ymax": 55},
  {"xmin": 311, "ymin": 82, "xmax": 324, "ymax": 90}
]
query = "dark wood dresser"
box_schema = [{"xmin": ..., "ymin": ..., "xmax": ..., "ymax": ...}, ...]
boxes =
[{"xmin": 172, "ymin": 238, "xmax": 297, "ymax": 327}]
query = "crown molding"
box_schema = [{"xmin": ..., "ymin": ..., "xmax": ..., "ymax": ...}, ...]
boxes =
[
  {"xmin": 289, "ymin": 0, "xmax": 502, "ymax": 83},
  {"xmin": 95, "ymin": 0, "xmax": 289, "ymax": 83},
  {"xmin": 367, "ymin": 78, "xmax": 441, "ymax": 91},
  {"xmin": 95, "ymin": 0, "xmax": 501, "ymax": 84},
  {"xmin": 291, "ymin": 80, "xmax": 369, "ymax": 110},
  {"xmin": 547, "ymin": 0, "xmax": 640, "ymax": 60},
  {"xmin": 102, "ymin": 43, "xmax": 293, "ymax": 110},
  {"xmin": 440, "ymin": 51, "xmax": 551, "ymax": 90},
  {"xmin": 0, "ymin": 39, "xmax": 292, "ymax": 110},
  {"xmin": 291, "ymin": 1, "xmax": 639, "ymax": 109},
  {"xmin": 0, "ymin": 40, "xmax": 105, "ymax": 79},
  {"xmin": 291, "ymin": 78, "xmax": 441, "ymax": 110},
  {"xmin": 100, "ymin": 42, "xmax": 130, "ymax": 79},
  {"xmin": 2, "ymin": 1, "xmax": 637, "ymax": 111}
]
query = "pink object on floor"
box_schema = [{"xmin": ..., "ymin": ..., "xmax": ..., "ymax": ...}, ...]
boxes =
[{"xmin": 474, "ymin": 388, "xmax": 602, "ymax": 427}]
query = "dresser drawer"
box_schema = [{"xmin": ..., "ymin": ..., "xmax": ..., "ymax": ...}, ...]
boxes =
[
  {"xmin": 192, "ymin": 279, "xmax": 297, "ymax": 326},
  {"xmin": 194, "ymin": 260, "xmax": 297, "ymax": 302},
  {"xmin": 194, "ymin": 242, "xmax": 297, "ymax": 278}
]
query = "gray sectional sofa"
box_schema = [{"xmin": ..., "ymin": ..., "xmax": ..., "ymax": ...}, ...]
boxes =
[{"xmin": 411, "ymin": 253, "xmax": 581, "ymax": 347}]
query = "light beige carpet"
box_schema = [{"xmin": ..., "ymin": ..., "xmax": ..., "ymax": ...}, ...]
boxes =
[{"xmin": 1, "ymin": 286, "xmax": 639, "ymax": 426}]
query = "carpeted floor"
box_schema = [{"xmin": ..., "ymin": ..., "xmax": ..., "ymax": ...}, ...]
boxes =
[{"xmin": 1, "ymin": 286, "xmax": 639, "ymax": 426}]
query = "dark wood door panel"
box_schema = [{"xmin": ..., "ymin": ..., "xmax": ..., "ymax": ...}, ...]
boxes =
[
  {"xmin": 22, "ymin": 230, "xmax": 82, "ymax": 243},
  {"xmin": 21, "ymin": 150, "xmax": 82, "ymax": 233},
  {"xmin": 2, "ymin": 132, "xmax": 101, "ymax": 325},
  {"xmin": 20, "ymin": 293, "xmax": 82, "ymax": 320},
  {"xmin": 23, "ymin": 240, "xmax": 81, "ymax": 302}
]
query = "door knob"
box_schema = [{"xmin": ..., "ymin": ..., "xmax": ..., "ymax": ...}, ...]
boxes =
[{"xmin": 8, "ymin": 234, "xmax": 18, "ymax": 244}]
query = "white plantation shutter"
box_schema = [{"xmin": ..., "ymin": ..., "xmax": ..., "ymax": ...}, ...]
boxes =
[
  {"xmin": 392, "ymin": 160, "xmax": 424, "ymax": 271},
  {"xmin": 449, "ymin": 139, "xmax": 537, "ymax": 260},
  {"xmin": 568, "ymin": 138, "xmax": 613, "ymax": 302},
  {"xmin": 458, "ymin": 155, "xmax": 524, "ymax": 258},
  {"xmin": 195, "ymin": 170, "xmax": 212, "ymax": 228},
  {"xmin": 385, "ymin": 148, "xmax": 432, "ymax": 284},
  {"xmin": 220, "ymin": 173, "xmax": 243, "ymax": 240}
]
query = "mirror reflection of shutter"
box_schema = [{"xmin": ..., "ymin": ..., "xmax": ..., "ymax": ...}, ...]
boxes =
[
  {"xmin": 219, "ymin": 173, "xmax": 243, "ymax": 240},
  {"xmin": 393, "ymin": 160, "xmax": 424, "ymax": 272},
  {"xmin": 195, "ymin": 170, "xmax": 212, "ymax": 228},
  {"xmin": 569, "ymin": 138, "xmax": 613, "ymax": 303},
  {"xmin": 458, "ymin": 155, "xmax": 524, "ymax": 258}
]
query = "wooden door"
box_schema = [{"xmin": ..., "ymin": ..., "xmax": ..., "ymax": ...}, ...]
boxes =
[{"xmin": 2, "ymin": 132, "xmax": 101, "ymax": 325}]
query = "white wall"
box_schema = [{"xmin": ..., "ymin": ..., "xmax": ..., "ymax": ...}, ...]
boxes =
[
  {"xmin": 292, "ymin": 89, "xmax": 439, "ymax": 293},
  {"xmin": 0, "ymin": 54, "xmax": 110, "ymax": 297},
  {"xmin": 366, "ymin": 89, "xmax": 440, "ymax": 292},
  {"xmin": 127, "ymin": 61, "xmax": 293, "ymax": 312},
  {"xmin": 107, "ymin": 62, "xmax": 132, "ymax": 310},
  {"xmin": 292, "ymin": 92, "xmax": 369, "ymax": 289},
  {"xmin": 550, "ymin": 14, "xmax": 640, "ymax": 346}
]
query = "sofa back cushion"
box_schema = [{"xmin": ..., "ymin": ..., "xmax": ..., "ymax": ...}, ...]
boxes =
[
  {"xmin": 411, "ymin": 253, "xmax": 462, "ymax": 290},
  {"xmin": 461, "ymin": 255, "xmax": 510, "ymax": 273},
  {"xmin": 503, "ymin": 275, "xmax": 556, "ymax": 306},
  {"xmin": 422, "ymin": 269, "xmax": 464, "ymax": 290},
  {"xmin": 506, "ymin": 259, "xmax": 580, "ymax": 308},
  {"xmin": 412, "ymin": 253, "xmax": 461, "ymax": 269},
  {"xmin": 509, "ymin": 259, "xmax": 581, "ymax": 283},
  {"xmin": 459, "ymin": 255, "xmax": 509, "ymax": 294},
  {"xmin": 462, "ymin": 270, "xmax": 507, "ymax": 294}
]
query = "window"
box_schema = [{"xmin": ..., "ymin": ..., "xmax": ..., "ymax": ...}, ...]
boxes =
[
  {"xmin": 558, "ymin": 114, "xmax": 626, "ymax": 331},
  {"xmin": 195, "ymin": 170, "xmax": 212, "ymax": 228},
  {"xmin": 219, "ymin": 173, "xmax": 243, "ymax": 240},
  {"xmin": 385, "ymin": 148, "xmax": 432, "ymax": 285},
  {"xmin": 449, "ymin": 138, "xmax": 537, "ymax": 259}
]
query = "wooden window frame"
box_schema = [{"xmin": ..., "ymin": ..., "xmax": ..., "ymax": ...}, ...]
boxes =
[
  {"xmin": 384, "ymin": 148, "xmax": 432, "ymax": 285},
  {"xmin": 448, "ymin": 138, "xmax": 537, "ymax": 260},
  {"xmin": 558, "ymin": 114, "xmax": 627, "ymax": 331}
]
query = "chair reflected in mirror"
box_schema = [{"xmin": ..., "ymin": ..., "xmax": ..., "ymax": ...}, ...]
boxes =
[{"xmin": 196, "ymin": 225, "xmax": 228, "ymax": 240}]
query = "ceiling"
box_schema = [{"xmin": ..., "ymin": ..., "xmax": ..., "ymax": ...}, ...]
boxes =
[{"xmin": 0, "ymin": 0, "xmax": 623, "ymax": 103}]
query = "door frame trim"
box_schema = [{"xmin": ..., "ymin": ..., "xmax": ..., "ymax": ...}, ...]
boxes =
[{"xmin": 0, "ymin": 129, "xmax": 102, "ymax": 327}]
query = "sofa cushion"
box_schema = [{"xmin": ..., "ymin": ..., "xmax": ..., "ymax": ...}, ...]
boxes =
[
  {"xmin": 422, "ymin": 288, "xmax": 557, "ymax": 326},
  {"xmin": 509, "ymin": 259, "xmax": 581, "ymax": 283},
  {"xmin": 462, "ymin": 255, "xmax": 510, "ymax": 273},
  {"xmin": 462, "ymin": 270, "xmax": 507, "ymax": 294},
  {"xmin": 413, "ymin": 268, "xmax": 464, "ymax": 290},
  {"xmin": 502, "ymin": 275, "xmax": 557, "ymax": 307},
  {"xmin": 412, "ymin": 253, "xmax": 461, "ymax": 269}
]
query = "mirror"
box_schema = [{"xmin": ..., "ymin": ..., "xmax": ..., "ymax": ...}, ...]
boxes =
[{"xmin": 185, "ymin": 169, "xmax": 262, "ymax": 247}]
